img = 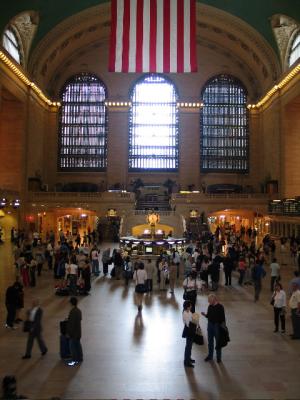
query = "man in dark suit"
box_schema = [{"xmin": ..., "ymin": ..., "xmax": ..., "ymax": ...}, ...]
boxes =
[
  {"xmin": 5, "ymin": 282, "xmax": 19, "ymax": 329},
  {"xmin": 22, "ymin": 299, "xmax": 48, "ymax": 359},
  {"xmin": 67, "ymin": 297, "xmax": 83, "ymax": 364}
]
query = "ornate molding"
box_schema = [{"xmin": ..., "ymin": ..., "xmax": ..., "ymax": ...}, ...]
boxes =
[
  {"xmin": 28, "ymin": 4, "xmax": 110, "ymax": 81},
  {"xmin": 271, "ymin": 14, "xmax": 299, "ymax": 70},
  {"xmin": 197, "ymin": 3, "xmax": 281, "ymax": 83},
  {"xmin": 9, "ymin": 11, "xmax": 39, "ymax": 68}
]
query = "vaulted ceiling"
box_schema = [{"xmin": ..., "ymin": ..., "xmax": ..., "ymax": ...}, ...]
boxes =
[{"xmin": 1, "ymin": 0, "xmax": 299, "ymax": 53}]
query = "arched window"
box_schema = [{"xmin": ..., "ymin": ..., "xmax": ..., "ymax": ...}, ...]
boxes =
[
  {"xmin": 289, "ymin": 32, "xmax": 300, "ymax": 67},
  {"xmin": 3, "ymin": 27, "xmax": 21, "ymax": 64},
  {"xmin": 129, "ymin": 74, "xmax": 178, "ymax": 171},
  {"xmin": 200, "ymin": 74, "xmax": 249, "ymax": 173},
  {"xmin": 58, "ymin": 73, "xmax": 107, "ymax": 171}
]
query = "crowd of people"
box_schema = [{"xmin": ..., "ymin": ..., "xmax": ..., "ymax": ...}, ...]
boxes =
[{"xmin": 3, "ymin": 226, "xmax": 300, "ymax": 378}]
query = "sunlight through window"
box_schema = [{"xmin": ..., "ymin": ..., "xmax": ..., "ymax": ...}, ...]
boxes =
[{"xmin": 129, "ymin": 75, "xmax": 178, "ymax": 171}]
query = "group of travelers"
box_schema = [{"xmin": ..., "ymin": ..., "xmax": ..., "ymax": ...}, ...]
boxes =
[{"xmin": 3, "ymin": 225, "xmax": 300, "ymax": 382}]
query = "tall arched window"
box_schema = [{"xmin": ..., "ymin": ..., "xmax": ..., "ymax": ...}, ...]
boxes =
[
  {"xmin": 3, "ymin": 27, "xmax": 21, "ymax": 64},
  {"xmin": 289, "ymin": 32, "xmax": 300, "ymax": 67},
  {"xmin": 58, "ymin": 73, "xmax": 108, "ymax": 171},
  {"xmin": 129, "ymin": 74, "xmax": 178, "ymax": 171},
  {"xmin": 200, "ymin": 74, "xmax": 249, "ymax": 173}
]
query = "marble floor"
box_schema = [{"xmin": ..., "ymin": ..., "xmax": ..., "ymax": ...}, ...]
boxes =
[{"xmin": 0, "ymin": 241, "xmax": 300, "ymax": 400}]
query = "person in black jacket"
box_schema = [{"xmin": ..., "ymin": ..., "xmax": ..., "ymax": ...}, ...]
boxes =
[
  {"xmin": 5, "ymin": 283, "xmax": 19, "ymax": 329},
  {"xmin": 67, "ymin": 297, "xmax": 83, "ymax": 364},
  {"xmin": 223, "ymin": 255, "xmax": 234, "ymax": 286},
  {"xmin": 22, "ymin": 299, "xmax": 47, "ymax": 359},
  {"xmin": 201, "ymin": 293, "xmax": 225, "ymax": 363}
]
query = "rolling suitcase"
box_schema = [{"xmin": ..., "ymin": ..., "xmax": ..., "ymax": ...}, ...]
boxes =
[{"xmin": 60, "ymin": 335, "xmax": 71, "ymax": 359}]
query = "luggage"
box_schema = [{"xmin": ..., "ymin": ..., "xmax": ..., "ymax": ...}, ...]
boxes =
[
  {"xmin": 60, "ymin": 335, "xmax": 71, "ymax": 359},
  {"xmin": 55, "ymin": 287, "xmax": 69, "ymax": 296},
  {"xmin": 60, "ymin": 320, "xmax": 68, "ymax": 336}
]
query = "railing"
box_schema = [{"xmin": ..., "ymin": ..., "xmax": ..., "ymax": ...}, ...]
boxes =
[
  {"xmin": 133, "ymin": 210, "xmax": 174, "ymax": 216},
  {"xmin": 28, "ymin": 191, "xmax": 134, "ymax": 201},
  {"xmin": 173, "ymin": 192, "xmax": 274, "ymax": 200}
]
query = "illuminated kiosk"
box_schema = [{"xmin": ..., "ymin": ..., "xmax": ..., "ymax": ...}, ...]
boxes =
[{"xmin": 120, "ymin": 211, "xmax": 185, "ymax": 257}]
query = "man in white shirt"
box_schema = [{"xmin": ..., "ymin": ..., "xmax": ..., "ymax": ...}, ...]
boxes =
[
  {"xmin": 270, "ymin": 258, "xmax": 280, "ymax": 291},
  {"xmin": 289, "ymin": 283, "xmax": 300, "ymax": 339}
]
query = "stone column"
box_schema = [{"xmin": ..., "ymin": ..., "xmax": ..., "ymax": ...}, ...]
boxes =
[
  {"xmin": 178, "ymin": 105, "xmax": 200, "ymax": 190},
  {"xmin": 106, "ymin": 105, "xmax": 130, "ymax": 189}
]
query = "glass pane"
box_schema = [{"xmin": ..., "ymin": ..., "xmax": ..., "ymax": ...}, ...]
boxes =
[
  {"xmin": 58, "ymin": 74, "xmax": 108, "ymax": 171},
  {"xmin": 129, "ymin": 74, "xmax": 178, "ymax": 171},
  {"xmin": 200, "ymin": 74, "xmax": 249, "ymax": 173},
  {"xmin": 3, "ymin": 28, "xmax": 21, "ymax": 64},
  {"xmin": 289, "ymin": 33, "xmax": 300, "ymax": 66}
]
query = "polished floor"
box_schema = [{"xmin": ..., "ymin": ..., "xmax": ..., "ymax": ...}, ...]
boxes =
[{"xmin": 0, "ymin": 241, "xmax": 300, "ymax": 400}]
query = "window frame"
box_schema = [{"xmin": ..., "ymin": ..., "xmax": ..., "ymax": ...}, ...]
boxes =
[
  {"xmin": 58, "ymin": 73, "xmax": 108, "ymax": 172},
  {"xmin": 288, "ymin": 31, "xmax": 300, "ymax": 67},
  {"xmin": 200, "ymin": 74, "xmax": 249, "ymax": 174},
  {"xmin": 128, "ymin": 73, "xmax": 179, "ymax": 172},
  {"xmin": 2, "ymin": 26, "xmax": 22, "ymax": 65}
]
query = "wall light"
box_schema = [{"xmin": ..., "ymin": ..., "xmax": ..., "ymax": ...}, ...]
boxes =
[{"xmin": 0, "ymin": 51, "xmax": 60, "ymax": 108}]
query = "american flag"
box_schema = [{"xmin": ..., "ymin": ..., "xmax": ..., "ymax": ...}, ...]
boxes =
[{"xmin": 109, "ymin": 0, "xmax": 197, "ymax": 73}]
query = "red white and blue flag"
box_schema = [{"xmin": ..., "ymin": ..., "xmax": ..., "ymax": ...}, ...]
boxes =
[{"xmin": 109, "ymin": 0, "xmax": 197, "ymax": 73}]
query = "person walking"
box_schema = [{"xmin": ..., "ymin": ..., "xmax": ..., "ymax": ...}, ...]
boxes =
[
  {"xmin": 133, "ymin": 262, "xmax": 147, "ymax": 312},
  {"xmin": 223, "ymin": 254, "xmax": 234, "ymax": 286},
  {"xmin": 201, "ymin": 293, "xmax": 226, "ymax": 363},
  {"xmin": 183, "ymin": 270, "xmax": 201, "ymax": 313},
  {"xmin": 101, "ymin": 248, "xmax": 111, "ymax": 276},
  {"xmin": 67, "ymin": 297, "xmax": 83, "ymax": 364},
  {"xmin": 252, "ymin": 261, "xmax": 266, "ymax": 302},
  {"xmin": 90, "ymin": 246, "xmax": 100, "ymax": 276},
  {"xmin": 5, "ymin": 282, "xmax": 19, "ymax": 329},
  {"xmin": 237, "ymin": 258, "xmax": 246, "ymax": 285},
  {"xmin": 288, "ymin": 283, "xmax": 300, "ymax": 339},
  {"xmin": 270, "ymin": 258, "xmax": 280, "ymax": 291},
  {"xmin": 169, "ymin": 261, "xmax": 177, "ymax": 294},
  {"xmin": 145, "ymin": 258, "xmax": 155, "ymax": 292},
  {"xmin": 182, "ymin": 300, "xmax": 196, "ymax": 368},
  {"xmin": 65, "ymin": 257, "xmax": 78, "ymax": 295},
  {"xmin": 14, "ymin": 276, "xmax": 24, "ymax": 324},
  {"xmin": 271, "ymin": 282, "xmax": 286, "ymax": 333},
  {"xmin": 22, "ymin": 299, "xmax": 48, "ymax": 359}
]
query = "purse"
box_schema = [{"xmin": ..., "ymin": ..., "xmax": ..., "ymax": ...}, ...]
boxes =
[
  {"xmin": 23, "ymin": 320, "xmax": 32, "ymax": 333},
  {"xmin": 135, "ymin": 283, "xmax": 147, "ymax": 293},
  {"xmin": 193, "ymin": 327, "xmax": 204, "ymax": 345}
]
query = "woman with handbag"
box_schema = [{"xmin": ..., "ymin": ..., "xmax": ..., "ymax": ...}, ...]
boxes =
[
  {"xmin": 182, "ymin": 300, "xmax": 196, "ymax": 368},
  {"xmin": 272, "ymin": 282, "xmax": 286, "ymax": 333},
  {"xmin": 133, "ymin": 262, "xmax": 147, "ymax": 312}
]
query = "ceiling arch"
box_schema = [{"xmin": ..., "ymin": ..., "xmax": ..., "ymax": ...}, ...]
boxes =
[{"xmin": 28, "ymin": 2, "xmax": 281, "ymax": 101}]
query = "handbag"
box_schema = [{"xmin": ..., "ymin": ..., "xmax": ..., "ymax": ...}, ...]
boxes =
[
  {"xmin": 193, "ymin": 327, "xmax": 204, "ymax": 345},
  {"xmin": 135, "ymin": 283, "xmax": 147, "ymax": 293},
  {"xmin": 23, "ymin": 320, "xmax": 32, "ymax": 333},
  {"xmin": 182, "ymin": 325, "xmax": 189, "ymax": 338}
]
